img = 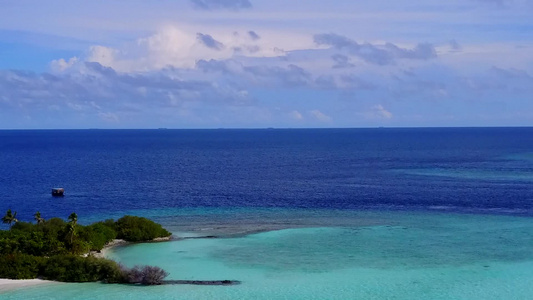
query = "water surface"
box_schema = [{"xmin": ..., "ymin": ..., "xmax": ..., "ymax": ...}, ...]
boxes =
[
  {"xmin": 3, "ymin": 210, "xmax": 532, "ymax": 300},
  {"xmin": 1, "ymin": 128, "xmax": 532, "ymax": 299}
]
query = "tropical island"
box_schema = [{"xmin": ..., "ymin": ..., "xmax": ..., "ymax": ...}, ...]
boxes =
[{"xmin": 0, "ymin": 210, "xmax": 172, "ymax": 285}]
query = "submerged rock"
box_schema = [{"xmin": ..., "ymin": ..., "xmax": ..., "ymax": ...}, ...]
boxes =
[{"xmin": 163, "ymin": 280, "xmax": 241, "ymax": 285}]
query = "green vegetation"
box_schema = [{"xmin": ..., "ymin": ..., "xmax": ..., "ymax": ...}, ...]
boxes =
[
  {"xmin": 0, "ymin": 254, "xmax": 43, "ymax": 279},
  {"xmin": 116, "ymin": 215, "xmax": 171, "ymax": 242},
  {"xmin": 0, "ymin": 254, "xmax": 123, "ymax": 282},
  {"xmin": 0, "ymin": 211, "xmax": 171, "ymax": 284},
  {"xmin": 41, "ymin": 255, "xmax": 124, "ymax": 283}
]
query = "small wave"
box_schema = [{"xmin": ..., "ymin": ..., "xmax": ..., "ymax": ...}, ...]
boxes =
[
  {"xmin": 428, "ymin": 205, "xmax": 459, "ymax": 210},
  {"xmin": 392, "ymin": 168, "xmax": 533, "ymax": 182},
  {"xmin": 427, "ymin": 205, "xmax": 531, "ymax": 216},
  {"xmin": 504, "ymin": 152, "xmax": 533, "ymax": 162}
]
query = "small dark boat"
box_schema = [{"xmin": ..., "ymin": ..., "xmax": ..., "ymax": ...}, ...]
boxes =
[{"xmin": 52, "ymin": 188, "xmax": 64, "ymax": 197}]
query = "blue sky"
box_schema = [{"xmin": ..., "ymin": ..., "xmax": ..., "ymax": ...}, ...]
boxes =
[{"xmin": 0, "ymin": 0, "xmax": 532, "ymax": 129}]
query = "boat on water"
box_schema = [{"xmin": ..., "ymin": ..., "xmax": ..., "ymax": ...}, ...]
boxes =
[{"xmin": 51, "ymin": 188, "xmax": 64, "ymax": 197}]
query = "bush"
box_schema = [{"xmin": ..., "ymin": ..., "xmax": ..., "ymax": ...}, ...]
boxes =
[
  {"xmin": 140, "ymin": 266, "xmax": 169, "ymax": 285},
  {"xmin": 79, "ymin": 223, "xmax": 117, "ymax": 251},
  {"xmin": 0, "ymin": 234, "xmax": 24, "ymax": 255},
  {"xmin": 0, "ymin": 254, "xmax": 43, "ymax": 279},
  {"xmin": 99, "ymin": 259, "xmax": 127, "ymax": 283},
  {"xmin": 11, "ymin": 221, "xmax": 35, "ymax": 232},
  {"xmin": 42, "ymin": 255, "xmax": 125, "ymax": 283},
  {"xmin": 125, "ymin": 265, "xmax": 144, "ymax": 283},
  {"xmin": 115, "ymin": 216, "xmax": 171, "ymax": 242},
  {"xmin": 42, "ymin": 218, "xmax": 67, "ymax": 234},
  {"xmin": 124, "ymin": 265, "xmax": 169, "ymax": 285}
]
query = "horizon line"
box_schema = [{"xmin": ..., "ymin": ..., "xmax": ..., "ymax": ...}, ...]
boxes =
[{"xmin": 0, "ymin": 125, "xmax": 532, "ymax": 131}]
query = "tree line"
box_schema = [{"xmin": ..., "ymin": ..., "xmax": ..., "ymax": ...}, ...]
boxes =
[{"xmin": 0, "ymin": 210, "xmax": 171, "ymax": 285}]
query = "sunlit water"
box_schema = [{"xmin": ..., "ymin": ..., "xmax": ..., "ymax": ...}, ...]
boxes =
[{"xmin": 2, "ymin": 210, "xmax": 532, "ymax": 300}]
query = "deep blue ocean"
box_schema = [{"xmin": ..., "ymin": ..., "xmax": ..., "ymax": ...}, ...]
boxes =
[{"xmin": 1, "ymin": 127, "xmax": 532, "ymax": 225}]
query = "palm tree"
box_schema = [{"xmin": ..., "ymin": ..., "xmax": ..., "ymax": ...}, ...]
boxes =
[
  {"xmin": 34, "ymin": 211, "xmax": 45, "ymax": 224},
  {"xmin": 2, "ymin": 209, "xmax": 18, "ymax": 229},
  {"xmin": 67, "ymin": 223, "xmax": 76, "ymax": 244},
  {"xmin": 68, "ymin": 212, "xmax": 77, "ymax": 225},
  {"xmin": 67, "ymin": 212, "xmax": 78, "ymax": 244}
]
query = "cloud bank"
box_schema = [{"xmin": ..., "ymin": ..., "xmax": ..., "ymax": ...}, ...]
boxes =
[{"xmin": 0, "ymin": 1, "xmax": 532, "ymax": 128}]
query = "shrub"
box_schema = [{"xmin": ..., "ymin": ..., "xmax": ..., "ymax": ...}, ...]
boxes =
[
  {"xmin": 123, "ymin": 265, "xmax": 169, "ymax": 285},
  {"xmin": 115, "ymin": 216, "xmax": 171, "ymax": 242},
  {"xmin": 11, "ymin": 221, "xmax": 35, "ymax": 232},
  {"xmin": 41, "ymin": 255, "xmax": 125, "ymax": 283},
  {"xmin": 126, "ymin": 265, "xmax": 144, "ymax": 283},
  {"xmin": 0, "ymin": 234, "xmax": 23, "ymax": 255},
  {"xmin": 78, "ymin": 223, "xmax": 117, "ymax": 251},
  {"xmin": 99, "ymin": 259, "xmax": 126, "ymax": 283},
  {"xmin": 140, "ymin": 265, "xmax": 169, "ymax": 285},
  {"xmin": 0, "ymin": 254, "xmax": 43, "ymax": 279},
  {"xmin": 21, "ymin": 232, "xmax": 47, "ymax": 256},
  {"xmin": 42, "ymin": 218, "xmax": 67, "ymax": 234}
]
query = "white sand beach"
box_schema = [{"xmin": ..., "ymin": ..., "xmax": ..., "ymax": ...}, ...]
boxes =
[
  {"xmin": 87, "ymin": 237, "xmax": 172, "ymax": 258},
  {"xmin": 85, "ymin": 239, "xmax": 128, "ymax": 258},
  {"xmin": 0, "ymin": 279, "xmax": 55, "ymax": 292}
]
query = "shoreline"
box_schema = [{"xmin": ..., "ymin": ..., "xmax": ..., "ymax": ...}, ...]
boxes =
[
  {"xmin": 86, "ymin": 238, "xmax": 129, "ymax": 258},
  {"xmin": 1, "ymin": 236, "xmax": 173, "ymax": 292},
  {"xmin": 0, "ymin": 278, "xmax": 58, "ymax": 292},
  {"xmin": 87, "ymin": 236, "xmax": 173, "ymax": 259}
]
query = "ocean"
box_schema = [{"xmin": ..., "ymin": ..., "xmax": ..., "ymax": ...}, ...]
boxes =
[{"xmin": 1, "ymin": 128, "xmax": 532, "ymax": 299}]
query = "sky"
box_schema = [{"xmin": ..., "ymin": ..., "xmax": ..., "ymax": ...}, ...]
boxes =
[{"xmin": 0, "ymin": 0, "xmax": 532, "ymax": 129}]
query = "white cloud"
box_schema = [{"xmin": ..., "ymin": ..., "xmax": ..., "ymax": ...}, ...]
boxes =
[
  {"xmin": 87, "ymin": 46, "xmax": 118, "ymax": 67},
  {"xmin": 139, "ymin": 27, "xmax": 199, "ymax": 69},
  {"xmin": 309, "ymin": 109, "xmax": 332, "ymax": 122},
  {"xmin": 371, "ymin": 104, "xmax": 393, "ymax": 119},
  {"xmin": 49, "ymin": 24, "xmax": 319, "ymax": 73},
  {"xmin": 289, "ymin": 110, "xmax": 303, "ymax": 121},
  {"xmin": 50, "ymin": 57, "xmax": 78, "ymax": 72},
  {"xmin": 98, "ymin": 112, "xmax": 120, "ymax": 122}
]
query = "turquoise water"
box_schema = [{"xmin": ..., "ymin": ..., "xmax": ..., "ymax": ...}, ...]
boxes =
[{"xmin": 3, "ymin": 210, "xmax": 533, "ymax": 299}]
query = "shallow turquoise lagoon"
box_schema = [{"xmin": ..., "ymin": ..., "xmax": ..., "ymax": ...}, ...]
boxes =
[{"xmin": 2, "ymin": 211, "xmax": 533, "ymax": 299}]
